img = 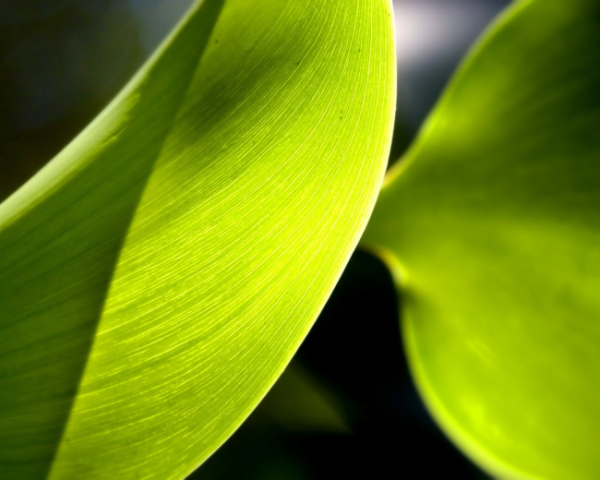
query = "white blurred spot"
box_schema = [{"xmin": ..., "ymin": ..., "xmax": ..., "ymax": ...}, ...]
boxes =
[{"xmin": 393, "ymin": 0, "xmax": 508, "ymax": 129}]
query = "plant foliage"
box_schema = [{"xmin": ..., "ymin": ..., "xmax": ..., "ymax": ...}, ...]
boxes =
[
  {"xmin": 363, "ymin": 0, "xmax": 600, "ymax": 478},
  {"xmin": 0, "ymin": 0, "xmax": 395, "ymax": 478}
]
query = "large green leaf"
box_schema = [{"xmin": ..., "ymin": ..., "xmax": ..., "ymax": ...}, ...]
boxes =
[
  {"xmin": 0, "ymin": 0, "xmax": 395, "ymax": 478},
  {"xmin": 362, "ymin": 1, "xmax": 600, "ymax": 478}
]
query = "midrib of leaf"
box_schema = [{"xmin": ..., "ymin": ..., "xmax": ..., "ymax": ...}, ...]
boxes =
[
  {"xmin": 1, "ymin": 0, "xmax": 395, "ymax": 477},
  {"xmin": 47, "ymin": 2, "xmax": 230, "ymax": 477},
  {"xmin": 0, "ymin": 1, "xmax": 225, "ymax": 478},
  {"xmin": 45, "ymin": 0, "xmax": 394, "ymax": 478}
]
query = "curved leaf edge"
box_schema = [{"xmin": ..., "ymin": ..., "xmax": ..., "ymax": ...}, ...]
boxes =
[
  {"xmin": 362, "ymin": 1, "xmax": 541, "ymax": 478},
  {"xmin": 30, "ymin": 1, "xmax": 397, "ymax": 478},
  {"xmin": 0, "ymin": 0, "xmax": 209, "ymax": 227},
  {"xmin": 379, "ymin": 0, "xmax": 534, "ymax": 199}
]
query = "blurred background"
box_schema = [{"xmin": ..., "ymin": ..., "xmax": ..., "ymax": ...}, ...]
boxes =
[{"xmin": 0, "ymin": 0, "xmax": 511, "ymax": 477}]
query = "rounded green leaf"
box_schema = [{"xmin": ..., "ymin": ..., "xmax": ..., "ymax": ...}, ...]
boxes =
[
  {"xmin": 363, "ymin": 1, "xmax": 600, "ymax": 478},
  {"xmin": 0, "ymin": 0, "xmax": 396, "ymax": 478}
]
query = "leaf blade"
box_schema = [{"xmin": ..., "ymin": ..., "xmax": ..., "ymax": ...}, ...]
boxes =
[
  {"xmin": 0, "ymin": 1, "xmax": 225, "ymax": 478},
  {"xmin": 364, "ymin": 1, "xmax": 600, "ymax": 478},
  {"xmin": 0, "ymin": 0, "xmax": 396, "ymax": 478}
]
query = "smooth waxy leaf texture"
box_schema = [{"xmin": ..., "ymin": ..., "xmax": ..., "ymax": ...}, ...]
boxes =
[
  {"xmin": 0, "ymin": 0, "xmax": 395, "ymax": 478},
  {"xmin": 363, "ymin": 1, "xmax": 600, "ymax": 478}
]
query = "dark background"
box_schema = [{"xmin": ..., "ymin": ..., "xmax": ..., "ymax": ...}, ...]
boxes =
[{"xmin": 0, "ymin": 1, "xmax": 511, "ymax": 477}]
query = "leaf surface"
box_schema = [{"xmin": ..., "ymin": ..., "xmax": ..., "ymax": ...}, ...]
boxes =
[
  {"xmin": 363, "ymin": 1, "xmax": 600, "ymax": 478},
  {"xmin": 0, "ymin": 0, "xmax": 395, "ymax": 478}
]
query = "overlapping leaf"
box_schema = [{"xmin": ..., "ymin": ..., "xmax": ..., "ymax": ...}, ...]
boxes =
[
  {"xmin": 363, "ymin": 1, "xmax": 600, "ymax": 478},
  {"xmin": 0, "ymin": 0, "xmax": 395, "ymax": 478}
]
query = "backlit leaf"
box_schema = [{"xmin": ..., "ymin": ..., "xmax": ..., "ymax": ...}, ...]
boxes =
[
  {"xmin": 0, "ymin": 0, "xmax": 395, "ymax": 478},
  {"xmin": 363, "ymin": 1, "xmax": 600, "ymax": 478}
]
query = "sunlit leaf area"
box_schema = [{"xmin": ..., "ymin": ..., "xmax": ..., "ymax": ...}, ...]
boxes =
[{"xmin": 5, "ymin": 0, "xmax": 600, "ymax": 478}]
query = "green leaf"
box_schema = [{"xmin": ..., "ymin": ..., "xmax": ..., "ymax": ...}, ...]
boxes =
[
  {"xmin": 362, "ymin": 1, "xmax": 600, "ymax": 478},
  {"xmin": 0, "ymin": 0, "xmax": 395, "ymax": 478}
]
